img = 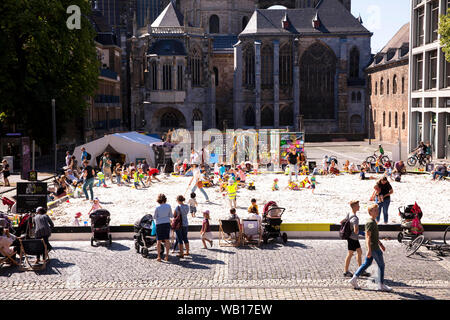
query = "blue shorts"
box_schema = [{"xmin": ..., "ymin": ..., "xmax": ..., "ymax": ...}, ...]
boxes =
[
  {"xmin": 189, "ymin": 206, "xmax": 197, "ymax": 213},
  {"xmin": 156, "ymin": 223, "xmax": 171, "ymax": 241},
  {"xmin": 175, "ymin": 226, "xmax": 189, "ymax": 244}
]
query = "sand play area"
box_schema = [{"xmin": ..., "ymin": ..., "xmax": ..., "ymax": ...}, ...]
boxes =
[{"xmin": 50, "ymin": 172, "xmax": 450, "ymax": 226}]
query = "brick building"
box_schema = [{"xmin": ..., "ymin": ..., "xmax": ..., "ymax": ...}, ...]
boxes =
[{"xmin": 367, "ymin": 23, "xmax": 409, "ymax": 145}]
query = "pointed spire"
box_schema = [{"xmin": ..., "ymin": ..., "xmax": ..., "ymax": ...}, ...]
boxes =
[
  {"xmin": 357, "ymin": 14, "xmax": 363, "ymax": 24},
  {"xmin": 312, "ymin": 12, "xmax": 320, "ymax": 29},
  {"xmin": 282, "ymin": 12, "xmax": 289, "ymax": 29}
]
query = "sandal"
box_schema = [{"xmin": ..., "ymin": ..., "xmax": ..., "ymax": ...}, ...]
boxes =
[{"xmin": 156, "ymin": 257, "xmax": 161, "ymax": 262}]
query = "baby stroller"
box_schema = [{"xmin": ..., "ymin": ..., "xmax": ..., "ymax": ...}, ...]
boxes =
[
  {"xmin": 397, "ymin": 203, "xmax": 423, "ymax": 243},
  {"xmin": 133, "ymin": 214, "xmax": 160, "ymax": 257},
  {"xmin": 261, "ymin": 201, "xmax": 287, "ymax": 244},
  {"xmin": 89, "ymin": 209, "xmax": 112, "ymax": 247}
]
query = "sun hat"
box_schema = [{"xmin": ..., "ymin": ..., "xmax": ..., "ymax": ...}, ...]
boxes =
[{"xmin": 75, "ymin": 212, "xmax": 82, "ymax": 218}]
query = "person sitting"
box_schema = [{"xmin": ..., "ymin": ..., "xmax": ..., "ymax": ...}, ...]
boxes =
[
  {"xmin": 248, "ymin": 198, "xmax": 259, "ymax": 214},
  {"xmin": 343, "ymin": 160, "xmax": 350, "ymax": 172},
  {"xmin": 384, "ymin": 161, "xmax": 392, "ymax": 177},
  {"xmin": 329, "ymin": 160, "xmax": 340, "ymax": 175},
  {"xmin": 242, "ymin": 206, "xmax": 262, "ymax": 242},
  {"xmin": 226, "ymin": 208, "xmax": 241, "ymax": 239},
  {"xmin": 432, "ymin": 163, "xmax": 448, "ymax": 180},
  {"xmin": 0, "ymin": 221, "xmax": 19, "ymax": 261},
  {"xmin": 393, "ymin": 160, "xmax": 406, "ymax": 175}
]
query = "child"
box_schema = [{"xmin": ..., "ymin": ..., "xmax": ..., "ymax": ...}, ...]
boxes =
[
  {"xmin": 88, "ymin": 198, "xmax": 102, "ymax": 215},
  {"xmin": 148, "ymin": 167, "xmax": 161, "ymax": 182},
  {"xmin": 322, "ymin": 155, "xmax": 329, "ymax": 174},
  {"xmin": 310, "ymin": 176, "xmax": 316, "ymax": 194},
  {"xmin": 343, "ymin": 160, "xmax": 350, "ymax": 172},
  {"xmin": 219, "ymin": 163, "xmax": 226, "ymax": 178},
  {"xmin": 188, "ymin": 192, "xmax": 198, "ymax": 217},
  {"xmin": 97, "ymin": 171, "xmax": 106, "ymax": 187},
  {"xmin": 200, "ymin": 210, "xmax": 213, "ymax": 248},
  {"xmin": 248, "ymin": 198, "xmax": 259, "ymax": 214},
  {"xmin": 227, "ymin": 179, "xmax": 238, "ymax": 208},
  {"xmin": 384, "ymin": 161, "xmax": 392, "ymax": 177},
  {"xmin": 73, "ymin": 212, "xmax": 82, "ymax": 226},
  {"xmin": 134, "ymin": 168, "xmax": 146, "ymax": 188},
  {"xmin": 114, "ymin": 163, "xmax": 122, "ymax": 186},
  {"xmin": 375, "ymin": 158, "xmax": 382, "ymax": 174},
  {"xmin": 272, "ymin": 178, "xmax": 279, "ymax": 191},
  {"xmin": 247, "ymin": 179, "xmax": 255, "ymax": 190},
  {"xmin": 238, "ymin": 166, "xmax": 246, "ymax": 185}
]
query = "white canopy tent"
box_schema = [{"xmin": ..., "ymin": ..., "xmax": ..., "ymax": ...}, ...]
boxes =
[{"xmin": 73, "ymin": 132, "xmax": 162, "ymax": 167}]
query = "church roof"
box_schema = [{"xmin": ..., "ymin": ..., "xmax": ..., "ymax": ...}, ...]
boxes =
[
  {"xmin": 148, "ymin": 39, "xmax": 187, "ymax": 56},
  {"xmin": 213, "ymin": 35, "xmax": 238, "ymax": 51},
  {"xmin": 151, "ymin": 2, "xmax": 184, "ymax": 28},
  {"xmin": 240, "ymin": 0, "xmax": 370, "ymax": 36},
  {"xmin": 367, "ymin": 23, "xmax": 409, "ymax": 70}
]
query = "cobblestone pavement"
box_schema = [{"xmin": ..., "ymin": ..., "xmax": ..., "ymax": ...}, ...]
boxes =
[{"xmin": 1, "ymin": 239, "xmax": 449, "ymax": 300}]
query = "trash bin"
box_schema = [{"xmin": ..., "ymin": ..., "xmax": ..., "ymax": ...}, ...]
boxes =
[{"xmin": 3, "ymin": 156, "xmax": 13, "ymax": 173}]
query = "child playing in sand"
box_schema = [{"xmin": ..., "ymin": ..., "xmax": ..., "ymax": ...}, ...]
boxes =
[
  {"xmin": 73, "ymin": 212, "xmax": 82, "ymax": 226},
  {"xmin": 200, "ymin": 210, "xmax": 213, "ymax": 248},
  {"xmin": 310, "ymin": 176, "xmax": 316, "ymax": 194},
  {"xmin": 272, "ymin": 178, "xmax": 279, "ymax": 191},
  {"xmin": 114, "ymin": 163, "xmax": 122, "ymax": 186},
  {"xmin": 97, "ymin": 171, "xmax": 106, "ymax": 187},
  {"xmin": 188, "ymin": 192, "xmax": 198, "ymax": 217},
  {"xmin": 133, "ymin": 168, "xmax": 146, "ymax": 188},
  {"xmin": 248, "ymin": 198, "xmax": 259, "ymax": 214},
  {"xmin": 88, "ymin": 198, "xmax": 102, "ymax": 215}
]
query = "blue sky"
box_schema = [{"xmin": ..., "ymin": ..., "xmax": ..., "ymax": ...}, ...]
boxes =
[{"xmin": 351, "ymin": 0, "xmax": 410, "ymax": 53}]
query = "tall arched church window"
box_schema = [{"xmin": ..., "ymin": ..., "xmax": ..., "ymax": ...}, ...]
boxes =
[
  {"xmin": 261, "ymin": 45, "xmax": 273, "ymax": 88},
  {"xmin": 380, "ymin": 78, "xmax": 384, "ymax": 95},
  {"xmin": 393, "ymin": 75, "xmax": 398, "ymax": 94},
  {"xmin": 213, "ymin": 67, "xmax": 219, "ymax": 86},
  {"xmin": 161, "ymin": 112, "xmax": 179, "ymax": 128},
  {"xmin": 280, "ymin": 44, "xmax": 293, "ymax": 86},
  {"xmin": 349, "ymin": 47, "xmax": 360, "ymax": 78},
  {"xmin": 190, "ymin": 48, "xmax": 202, "ymax": 86},
  {"xmin": 151, "ymin": 61, "xmax": 158, "ymax": 90},
  {"xmin": 357, "ymin": 91, "xmax": 362, "ymax": 103},
  {"xmin": 261, "ymin": 106, "xmax": 274, "ymax": 127},
  {"xmin": 209, "ymin": 15, "xmax": 220, "ymax": 33},
  {"xmin": 244, "ymin": 106, "xmax": 255, "ymax": 126},
  {"xmin": 300, "ymin": 42, "xmax": 337, "ymax": 119},
  {"xmin": 243, "ymin": 45, "xmax": 255, "ymax": 88},
  {"xmin": 280, "ymin": 105, "xmax": 293, "ymax": 126}
]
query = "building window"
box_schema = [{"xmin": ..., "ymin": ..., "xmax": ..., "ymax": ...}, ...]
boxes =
[
  {"xmin": 190, "ymin": 48, "xmax": 202, "ymax": 87},
  {"xmin": 387, "ymin": 79, "xmax": 390, "ymax": 95},
  {"xmin": 300, "ymin": 42, "xmax": 337, "ymax": 119},
  {"xmin": 261, "ymin": 106, "xmax": 274, "ymax": 127},
  {"xmin": 151, "ymin": 61, "xmax": 158, "ymax": 90},
  {"xmin": 192, "ymin": 108, "xmax": 202, "ymax": 124},
  {"xmin": 357, "ymin": 91, "xmax": 362, "ymax": 103},
  {"xmin": 429, "ymin": 0, "xmax": 439, "ymax": 43},
  {"xmin": 280, "ymin": 44, "xmax": 293, "ymax": 87},
  {"xmin": 427, "ymin": 50, "xmax": 437, "ymax": 89},
  {"xmin": 443, "ymin": 51, "xmax": 450, "ymax": 88},
  {"xmin": 415, "ymin": 6, "xmax": 424, "ymax": 47},
  {"xmin": 244, "ymin": 106, "xmax": 255, "ymax": 126},
  {"xmin": 280, "ymin": 105, "xmax": 293, "ymax": 126},
  {"xmin": 375, "ymin": 81, "xmax": 378, "ymax": 95},
  {"xmin": 175, "ymin": 65, "xmax": 182, "ymax": 90},
  {"xmin": 243, "ymin": 45, "xmax": 255, "ymax": 88},
  {"xmin": 414, "ymin": 54, "xmax": 423, "ymax": 90},
  {"xmin": 349, "ymin": 47, "xmax": 360, "ymax": 78},
  {"xmin": 209, "ymin": 15, "xmax": 220, "ymax": 34},
  {"xmin": 163, "ymin": 64, "xmax": 172, "ymax": 90},
  {"xmin": 412, "ymin": 98, "xmax": 423, "ymax": 108},
  {"xmin": 380, "ymin": 78, "xmax": 384, "ymax": 95},
  {"xmin": 402, "ymin": 112, "xmax": 406, "ymax": 130},
  {"xmin": 402, "ymin": 77, "xmax": 405, "ymax": 93},
  {"xmin": 373, "ymin": 109, "xmax": 376, "ymax": 122},
  {"xmin": 393, "ymin": 75, "xmax": 397, "ymax": 94},
  {"xmin": 161, "ymin": 112, "xmax": 179, "ymax": 128},
  {"xmin": 389, "ymin": 112, "xmax": 392, "ymax": 127},
  {"xmin": 383, "ymin": 111, "xmax": 386, "ymax": 127},
  {"xmin": 395, "ymin": 112, "xmax": 398, "ymax": 128},
  {"xmin": 213, "ymin": 67, "xmax": 219, "ymax": 86},
  {"xmin": 261, "ymin": 45, "xmax": 273, "ymax": 88},
  {"xmin": 351, "ymin": 92, "xmax": 356, "ymax": 103}
]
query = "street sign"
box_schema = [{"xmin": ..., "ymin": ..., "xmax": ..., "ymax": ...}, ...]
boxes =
[{"xmin": 16, "ymin": 182, "xmax": 47, "ymax": 213}]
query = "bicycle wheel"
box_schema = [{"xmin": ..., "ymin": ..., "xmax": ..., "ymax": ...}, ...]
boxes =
[
  {"xmin": 407, "ymin": 156, "xmax": 417, "ymax": 167},
  {"xmin": 381, "ymin": 156, "xmax": 390, "ymax": 164},
  {"xmin": 405, "ymin": 235, "xmax": 425, "ymax": 257},
  {"xmin": 444, "ymin": 226, "xmax": 450, "ymax": 245},
  {"xmin": 366, "ymin": 156, "xmax": 376, "ymax": 164}
]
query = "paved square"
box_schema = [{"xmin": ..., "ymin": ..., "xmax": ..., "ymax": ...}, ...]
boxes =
[{"xmin": 1, "ymin": 239, "xmax": 449, "ymax": 300}]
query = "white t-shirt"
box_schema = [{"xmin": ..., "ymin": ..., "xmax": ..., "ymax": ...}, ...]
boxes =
[{"xmin": 190, "ymin": 152, "xmax": 200, "ymax": 164}]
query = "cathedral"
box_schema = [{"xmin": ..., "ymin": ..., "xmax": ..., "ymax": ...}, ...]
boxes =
[{"xmin": 129, "ymin": 0, "xmax": 372, "ymax": 138}]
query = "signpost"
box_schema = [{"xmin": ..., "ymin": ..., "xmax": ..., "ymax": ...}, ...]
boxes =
[{"xmin": 16, "ymin": 182, "xmax": 47, "ymax": 213}]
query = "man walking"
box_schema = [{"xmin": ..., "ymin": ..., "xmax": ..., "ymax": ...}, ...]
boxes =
[
  {"xmin": 342, "ymin": 200, "xmax": 370, "ymax": 278},
  {"xmin": 349, "ymin": 204, "xmax": 392, "ymax": 292},
  {"xmin": 285, "ymin": 148, "xmax": 299, "ymax": 182},
  {"xmin": 100, "ymin": 152, "xmax": 112, "ymax": 182}
]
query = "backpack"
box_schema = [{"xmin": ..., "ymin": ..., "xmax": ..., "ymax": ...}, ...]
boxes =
[
  {"xmin": 86, "ymin": 152, "xmax": 92, "ymax": 160},
  {"xmin": 339, "ymin": 215, "xmax": 352, "ymax": 240}
]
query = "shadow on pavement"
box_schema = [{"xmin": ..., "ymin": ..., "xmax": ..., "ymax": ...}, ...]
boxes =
[{"xmin": 107, "ymin": 242, "xmax": 130, "ymax": 251}]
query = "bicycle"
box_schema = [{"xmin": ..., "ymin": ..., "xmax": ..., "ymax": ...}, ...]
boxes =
[
  {"xmin": 404, "ymin": 225, "xmax": 450, "ymax": 257},
  {"xmin": 407, "ymin": 153, "xmax": 430, "ymax": 167},
  {"xmin": 365, "ymin": 151, "xmax": 390, "ymax": 165}
]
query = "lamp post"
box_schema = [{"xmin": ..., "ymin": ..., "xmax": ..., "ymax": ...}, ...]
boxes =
[
  {"xmin": 368, "ymin": 104, "xmax": 372, "ymax": 145},
  {"xmin": 52, "ymin": 99, "xmax": 57, "ymax": 174}
]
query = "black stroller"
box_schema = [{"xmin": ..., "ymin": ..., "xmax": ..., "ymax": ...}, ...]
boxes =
[
  {"xmin": 261, "ymin": 201, "xmax": 288, "ymax": 244},
  {"xmin": 134, "ymin": 214, "xmax": 160, "ymax": 257},
  {"xmin": 89, "ymin": 209, "xmax": 112, "ymax": 247}
]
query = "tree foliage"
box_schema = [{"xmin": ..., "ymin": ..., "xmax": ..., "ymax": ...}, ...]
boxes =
[
  {"xmin": 439, "ymin": 11, "xmax": 450, "ymax": 62},
  {"xmin": 0, "ymin": 0, "xmax": 99, "ymax": 149}
]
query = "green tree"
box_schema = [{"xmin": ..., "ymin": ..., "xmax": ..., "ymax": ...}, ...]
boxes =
[
  {"xmin": 0, "ymin": 0, "xmax": 99, "ymax": 150},
  {"xmin": 439, "ymin": 10, "xmax": 450, "ymax": 62}
]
